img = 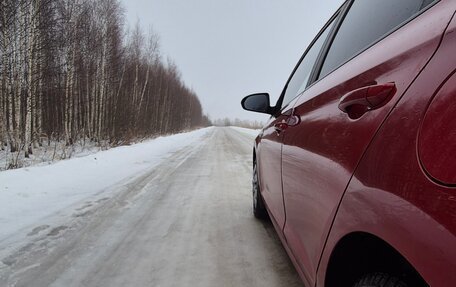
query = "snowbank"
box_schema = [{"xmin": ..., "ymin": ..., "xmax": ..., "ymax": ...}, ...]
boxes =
[
  {"xmin": 0, "ymin": 140, "xmax": 103, "ymax": 171},
  {"xmin": 0, "ymin": 128, "xmax": 212, "ymax": 247}
]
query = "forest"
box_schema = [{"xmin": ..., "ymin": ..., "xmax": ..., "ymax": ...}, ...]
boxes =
[{"xmin": 0, "ymin": 0, "xmax": 209, "ymax": 168}]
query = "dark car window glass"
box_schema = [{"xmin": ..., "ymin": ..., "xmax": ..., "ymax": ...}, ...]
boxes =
[
  {"xmin": 281, "ymin": 19, "xmax": 336, "ymax": 109},
  {"xmin": 319, "ymin": 0, "xmax": 436, "ymax": 79}
]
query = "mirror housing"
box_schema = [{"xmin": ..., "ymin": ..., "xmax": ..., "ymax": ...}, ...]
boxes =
[{"xmin": 241, "ymin": 93, "xmax": 273, "ymax": 115}]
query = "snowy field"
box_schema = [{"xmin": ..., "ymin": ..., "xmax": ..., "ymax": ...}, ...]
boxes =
[{"xmin": 0, "ymin": 127, "xmax": 213, "ymax": 260}]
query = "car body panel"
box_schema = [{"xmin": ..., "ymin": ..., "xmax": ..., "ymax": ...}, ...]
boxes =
[
  {"xmin": 279, "ymin": 1, "xmax": 456, "ymax": 285},
  {"xmin": 317, "ymin": 11, "xmax": 456, "ymax": 286},
  {"xmin": 256, "ymin": 114, "xmax": 287, "ymax": 229},
  {"xmin": 418, "ymin": 72, "xmax": 456, "ymax": 186}
]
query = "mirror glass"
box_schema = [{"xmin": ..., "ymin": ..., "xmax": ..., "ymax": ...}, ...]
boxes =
[{"xmin": 242, "ymin": 94, "xmax": 270, "ymax": 114}]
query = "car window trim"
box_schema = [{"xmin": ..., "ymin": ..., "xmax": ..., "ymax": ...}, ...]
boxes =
[
  {"xmin": 312, "ymin": 0, "xmax": 441, "ymax": 84},
  {"xmin": 274, "ymin": 2, "xmax": 347, "ymax": 116},
  {"xmin": 307, "ymin": 0, "xmax": 352, "ymax": 87}
]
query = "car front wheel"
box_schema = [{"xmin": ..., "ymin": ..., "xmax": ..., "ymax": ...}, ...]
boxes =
[{"xmin": 252, "ymin": 161, "xmax": 267, "ymax": 219}]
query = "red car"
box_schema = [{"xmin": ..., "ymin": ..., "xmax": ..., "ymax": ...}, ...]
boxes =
[{"xmin": 241, "ymin": 1, "xmax": 456, "ymax": 286}]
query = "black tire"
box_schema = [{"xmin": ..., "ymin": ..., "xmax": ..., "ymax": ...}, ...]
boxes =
[
  {"xmin": 353, "ymin": 273, "xmax": 408, "ymax": 287},
  {"xmin": 252, "ymin": 161, "xmax": 268, "ymax": 219}
]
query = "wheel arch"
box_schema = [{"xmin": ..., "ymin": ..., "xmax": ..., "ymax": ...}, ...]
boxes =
[{"xmin": 324, "ymin": 232, "xmax": 428, "ymax": 287}]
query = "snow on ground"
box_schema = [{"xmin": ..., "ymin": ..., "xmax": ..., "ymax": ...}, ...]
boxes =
[
  {"xmin": 0, "ymin": 127, "xmax": 212, "ymax": 256},
  {"xmin": 0, "ymin": 139, "xmax": 105, "ymax": 171},
  {"xmin": 229, "ymin": 126, "xmax": 261, "ymax": 137}
]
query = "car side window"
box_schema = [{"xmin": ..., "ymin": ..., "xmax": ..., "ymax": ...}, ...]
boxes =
[
  {"xmin": 280, "ymin": 19, "xmax": 336, "ymax": 110},
  {"xmin": 319, "ymin": 0, "xmax": 437, "ymax": 79}
]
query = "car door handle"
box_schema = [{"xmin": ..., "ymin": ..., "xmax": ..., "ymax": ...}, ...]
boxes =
[
  {"xmin": 338, "ymin": 83, "xmax": 396, "ymax": 119},
  {"xmin": 274, "ymin": 113, "xmax": 300, "ymax": 134},
  {"xmin": 274, "ymin": 122, "xmax": 288, "ymax": 134}
]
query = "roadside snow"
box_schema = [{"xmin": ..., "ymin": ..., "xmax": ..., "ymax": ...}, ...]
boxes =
[
  {"xmin": 0, "ymin": 128, "xmax": 212, "ymax": 252},
  {"xmin": 0, "ymin": 140, "xmax": 103, "ymax": 171}
]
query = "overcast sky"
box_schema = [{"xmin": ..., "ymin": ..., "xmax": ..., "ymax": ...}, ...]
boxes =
[{"xmin": 121, "ymin": 0, "xmax": 344, "ymax": 122}]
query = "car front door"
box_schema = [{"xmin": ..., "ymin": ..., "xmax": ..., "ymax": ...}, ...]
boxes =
[
  {"xmin": 280, "ymin": 0, "xmax": 455, "ymax": 285},
  {"xmin": 257, "ymin": 15, "xmax": 339, "ymax": 231}
]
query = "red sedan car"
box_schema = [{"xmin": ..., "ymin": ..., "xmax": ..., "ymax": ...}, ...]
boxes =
[{"xmin": 241, "ymin": 1, "xmax": 456, "ymax": 286}]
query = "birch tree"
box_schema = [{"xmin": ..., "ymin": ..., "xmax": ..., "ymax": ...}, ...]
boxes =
[{"xmin": 0, "ymin": 0, "xmax": 208, "ymax": 167}]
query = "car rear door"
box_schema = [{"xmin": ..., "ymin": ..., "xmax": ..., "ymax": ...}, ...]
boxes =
[{"xmin": 280, "ymin": 0, "xmax": 456, "ymax": 285}]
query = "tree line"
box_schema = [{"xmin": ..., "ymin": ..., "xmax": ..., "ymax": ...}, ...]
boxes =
[{"xmin": 0, "ymin": 0, "xmax": 209, "ymax": 162}]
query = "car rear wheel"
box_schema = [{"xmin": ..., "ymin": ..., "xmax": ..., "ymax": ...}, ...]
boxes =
[
  {"xmin": 252, "ymin": 161, "xmax": 267, "ymax": 219},
  {"xmin": 353, "ymin": 273, "xmax": 408, "ymax": 287}
]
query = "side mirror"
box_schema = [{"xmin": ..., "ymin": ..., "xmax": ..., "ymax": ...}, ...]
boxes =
[{"xmin": 241, "ymin": 93, "xmax": 272, "ymax": 114}]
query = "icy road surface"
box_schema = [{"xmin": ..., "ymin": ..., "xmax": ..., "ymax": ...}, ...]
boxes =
[{"xmin": 0, "ymin": 127, "xmax": 303, "ymax": 287}]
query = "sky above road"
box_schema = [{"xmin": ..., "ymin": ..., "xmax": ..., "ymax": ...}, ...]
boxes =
[{"xmin": 121, "ymin": 0, "xmax": 344, "ymax": 122}]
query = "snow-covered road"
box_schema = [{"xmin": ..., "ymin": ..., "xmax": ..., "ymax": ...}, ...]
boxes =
[{"xmin": 0, "ymin": 127, "xmax": 303, "ymax": 287}]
